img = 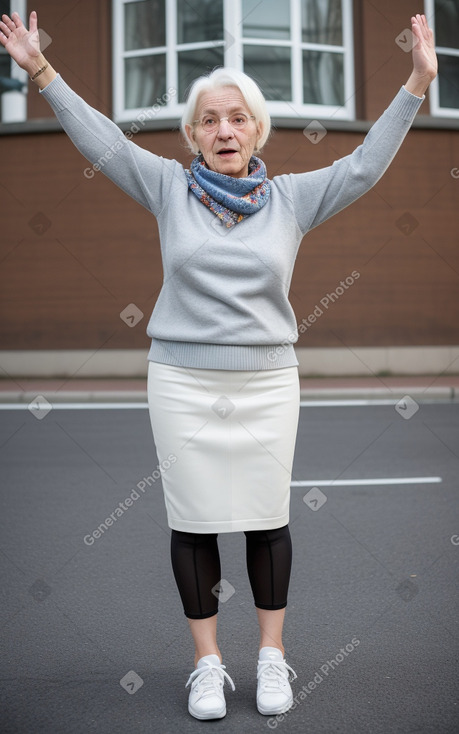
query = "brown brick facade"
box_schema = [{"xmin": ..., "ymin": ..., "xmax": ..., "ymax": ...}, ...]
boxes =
[{"xmin": 1, "ymin": 0, "xmax": 458, "ymax": 352}]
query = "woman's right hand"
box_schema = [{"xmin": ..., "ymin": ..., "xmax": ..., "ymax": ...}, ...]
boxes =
[
  {"xmin": 0, "ymin": 10, "xmax": 56, "ymax": 87},
  {"xmin": 0, "ymin": 10, "xmax": 41, "ymax": 71}
]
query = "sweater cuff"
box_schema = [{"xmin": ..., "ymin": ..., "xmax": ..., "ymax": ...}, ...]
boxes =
[
  {"xmin": 387, "ymin": 85, "xmax": 425, "ymax": 121},
  {"xmin": 39, "ymin": 73, "xmax": 76, "ymax": 111}
]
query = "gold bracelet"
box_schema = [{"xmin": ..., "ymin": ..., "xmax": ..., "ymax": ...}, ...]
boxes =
[{"xmin": 30, "ymin": 64, "xmax": 48, "ymax": 81}]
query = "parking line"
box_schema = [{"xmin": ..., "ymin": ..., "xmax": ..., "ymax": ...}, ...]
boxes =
[
  {"xmin": 291, "ymin": 477, "xmax": 442, "ymax": 486},
  {"xmin": 0, "ymin": 398, "xmax": 444, "ymax": 410},
  {"xmin": 300, "ymin": 400, "xmax": 404, "ymax": 407},
  {"xmin": 0, "ymin": 403, "xmax": 150, "ymax": 410}
]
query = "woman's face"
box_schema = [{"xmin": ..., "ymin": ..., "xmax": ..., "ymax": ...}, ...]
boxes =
[{"xmin": 186, "ymin": 86, "xmax": 262, "ymax": 178}]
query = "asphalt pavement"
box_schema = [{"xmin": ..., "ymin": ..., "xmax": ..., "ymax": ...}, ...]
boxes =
[{"xmin": 0, "ymin": 401, "xmax": 458, "ymax": 733}]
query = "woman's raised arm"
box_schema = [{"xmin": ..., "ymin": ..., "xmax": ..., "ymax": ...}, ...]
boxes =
[
  {"xmin": 280, "ymin": 13, "xmax": 438, "ymax": 236},
  {"xmin": 0, "ymin": 10, "xmax": 56, "ymax": 88},
  {"xmin": 0, "ymin": 10, "xmax": 181, "ymax": 216}
]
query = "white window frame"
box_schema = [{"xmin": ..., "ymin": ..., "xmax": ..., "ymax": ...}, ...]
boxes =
[
  {"xmin": 112, "ymin": 0, "xmax": 355, "ymax": 123},
  {"xmin": 0, "ymin": 0, "xmax": 27, "ymax": 123},
  {"xmin": 424, "ymin": 0, "xmax": 459, "ymax": 118}
]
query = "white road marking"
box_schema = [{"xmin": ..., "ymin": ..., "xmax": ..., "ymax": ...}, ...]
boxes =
[
  {"xmin": 291, "ymin": 477, "xmax": 442, "ymax": 486},
  {"xmin": 0, "ymin": 399, "xmax": 447, "ymax": 410},
  {"xmin": 0, "ymin": 404, "xmax": 445, "ymax": 487},
  {"xmin": 0, "ymin": 403, "xmax": 150, "ymax": 410},
  {"xmin": 300, "ymin": 399, "xmax": 406, "ymax": 407}
]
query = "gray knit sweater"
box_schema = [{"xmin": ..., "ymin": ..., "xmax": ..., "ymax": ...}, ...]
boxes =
[{"xmin": 40, "ymin": 75, "xmax": 424, "ymax": 370}]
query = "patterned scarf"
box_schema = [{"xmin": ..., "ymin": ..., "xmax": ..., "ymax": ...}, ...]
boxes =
[{"xmin": 185, "ymin": 154, "xmax": 271, "ymax": 229}]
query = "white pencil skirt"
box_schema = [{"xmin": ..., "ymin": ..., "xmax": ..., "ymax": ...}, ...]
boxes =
[{"xmin": 146, "ymin": 360, "xmax": 300, "ymax": 533}]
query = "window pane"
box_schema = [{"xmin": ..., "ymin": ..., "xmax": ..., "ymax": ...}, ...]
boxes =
[
  {"xmin": 177, "ymin": 0, "xmax": 223, "ymax": 44},
  {"xmin": 242, "ymin": 0, "xmax": 290, "ymax": 40},
  {"xmin": 303, "ymin": 50, "xmax": 344, "ymax": 104},
  {"xmin": 0, "ymin": 0, "xmax": 9, "ymax": 119},
  {"xmin": 244, "ymin": 45, "xmax": 291, "ymax": 100},
  {"xmin": 435, "ymin": 0, "xmax": 459, "ymax": 49},
  {"xmin": 0, "ymin": 50, "xmax": 9, "ymax": 80},
  {"xmin": 178, "ymin": 47, "xmax": 224, "ymax": 102},
  {"xmin": 0, "ymin": 1, "xmax": 10, "ymax": 18},
  {"xmin": 302, "ymin": 0, "xmax": 342, "ymax": 45},
  {"xmin": 124, "ymin": 0, "xmax": 165, "ymax": 51},
  {"xmin": 125, "ymin": 54, "xmax": 166, "ymax": 108},
  {"xmin": 438, "ymin": 54, "xmax": 459, "ymax": 108}
]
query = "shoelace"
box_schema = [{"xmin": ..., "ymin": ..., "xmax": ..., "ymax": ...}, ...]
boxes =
[
  {"xmin": 257, "ymin": 660, "xmax": 298, "ymax": 692},
  {"xmin": 185, "ymin": 661, "xmax": 236, "ymax": 698}
]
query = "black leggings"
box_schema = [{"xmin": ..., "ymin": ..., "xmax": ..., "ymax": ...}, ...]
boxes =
[{"xmin": 170, "ymin": 525, "xmax": 292, "ymax": 619}]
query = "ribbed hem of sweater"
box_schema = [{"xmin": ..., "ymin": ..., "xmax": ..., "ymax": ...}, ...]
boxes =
[
  {"xmin": 39, "ymin": 73, "xmax": 75, "ymax": 109},
  {"xmin": 391, "ymin": 85, "xmax": 425, "ymax": 120},
  {"xmin": 148, "ymin": 338, "xmax": 299, "ymax": 370}
]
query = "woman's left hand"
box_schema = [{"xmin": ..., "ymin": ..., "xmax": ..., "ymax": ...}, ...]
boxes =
[{"xmin": 411, "ymin": 13, "xmax": 438, "ymax": 82}]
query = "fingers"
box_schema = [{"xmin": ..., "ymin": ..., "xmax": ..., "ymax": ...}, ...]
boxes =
[
  {"xmin": 1, "ymin": 11, "xmax": 29, "ymax": 34},
  {"xmin": 422, "ymin": 14, "xmax": 435, "ymax": 43},
  {"xmin": 29, "ymin": 10, "xmax": 38, "ymax": 33},
  {"xmin": 11, "ymin": 11, "xmax": 24, "ymax": 29},
  {"xmin": 411, "ymin": 16, "xmax": 422, "ymax": 43},
  {"xmin": 0, "ymin": 17, "xmax": 12, "ymax": 37},
  {"xmin": 0, "ymin": 10, "xmax": 35, "ymax": 43},
  {"xmin": 0, "ymin": 14, "xmax": 13, "ymax": 48},
  {"xmin": 411, "ymin": 13, "xmax": 432, "ymax": 44},
  {"xmin": 418, "ymin": 14, "xmax": 429, "ymax": 39},
  {"xmin": 414, "ymin": 13, "xmax": 432, "ymax": 40},
  {"xmin": 0, "ymin": 14, "xmax": 11, "ymax": 33}
]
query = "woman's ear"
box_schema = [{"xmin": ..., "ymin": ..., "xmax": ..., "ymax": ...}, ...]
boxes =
[
  {"xmin": 184, "ymin": 123, "xmax": 199, "ymax": 154},
  {"xmin": 255, "ymin": 120, "xmax": 264, "ymax": 153}
]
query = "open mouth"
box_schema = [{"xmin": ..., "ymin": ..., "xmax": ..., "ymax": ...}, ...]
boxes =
[{"xmin": 217, "ymin": 149, "xmax": 238, "ymax": 157}]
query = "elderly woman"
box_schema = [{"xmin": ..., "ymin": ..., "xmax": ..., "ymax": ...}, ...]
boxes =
[{"xmin": 1, "ymin": 10, "xmax": 437, "ymax": 722}]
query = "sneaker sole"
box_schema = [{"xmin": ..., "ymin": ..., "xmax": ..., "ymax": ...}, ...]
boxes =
[
  {"xmin": 257, "ymin": 698, "xmax": 293, "ymax": 716},
  {"xmin": 188, "ymin": 705, "xmax": 226, "ymax": 720}
]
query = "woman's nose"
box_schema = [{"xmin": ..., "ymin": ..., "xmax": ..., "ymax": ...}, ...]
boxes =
[{"xmin": 217, "ymin": 119, "xmax": 234, "ymax": 137}]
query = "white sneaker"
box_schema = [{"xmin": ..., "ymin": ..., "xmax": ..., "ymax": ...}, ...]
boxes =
[
  {"xmin": 185, "ymin": 654, "xmax": 235, "ymax": 720},
  {"xmin": 256, "ymin": 646, "xmax": 297, "ymax": 715}
]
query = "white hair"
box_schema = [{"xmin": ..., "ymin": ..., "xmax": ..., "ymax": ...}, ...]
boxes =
[{"xmin": 181, "ymin": 67, "xmax": 271, "ymax": 155}]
